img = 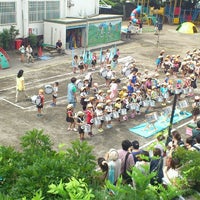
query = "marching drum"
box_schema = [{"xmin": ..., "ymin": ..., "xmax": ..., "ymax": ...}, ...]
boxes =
[
  {"xmin": 175, "ymin": 88, "xmax": 182, "ymax": 94},
  {"xmin": 99, "ymin": 68, "xmax": 108, "ymax": 78},
  {"xmin": 112, "ymin": 111, "xmax": 120, "ymax": 119},
  {"xmin": 129, "ymin": 103, "xmax": 136, "ymax": 110},
  {"xmin": 76, "ymin": 79, "xmax": 84, "ymax": 90},
  {"xmin": 120, "ymin": 108, "xmax": 127, "ymax": 115},
  {"xmin": 44, "ymin": 85, "xmax": 53, "ymax": 94},
  {"xmin": 31, "ymin": 95, "xmax": 37, "ymax": 104},
  {"xmin": 93, "ymin": 117, "xmax": 101, "ymax": 126},
  {"xmin": 150, "ymin": 100, "xmax": 156, "ymax": 107},
  {"xmin": 157, "ymin": 96, "xmax": 164, "ymax": 103},
  {"xmin": 163, "ymin": 92, "xmax": 169, "ymax": 99},
  {"xmin": 104, "ymin": 114, "xmax": 112, "ymax": 121},
  {"xmin": 143, "ymin": 100, "xmax": 150, "ymax": 107},
  {"xmin": 81, "ymin": 124, "xmax": 91, "ymax": 133},
  {"xmin": 121, "ymin": 67, "xmax": 132, "ymax": 77}
]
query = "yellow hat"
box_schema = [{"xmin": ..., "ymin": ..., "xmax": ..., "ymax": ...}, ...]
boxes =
[
  {"xmin": 106, "ymin": 99, "xmax": 111, "ymax": 104},
  {"xmin": 98, "ymin": 90, "xmax": 103, "ymax": 94},
  {"xmin": 81, "ymin": 87, "xmax": 86, "ymax": 91},
  {"xmin": 123, "ymin": 93, "xmax": 128, "ymax": 97},
  {"xmin": 89, "ymin": 96, "xmax": 95, "ymax": 101},
  {"xmin": 87, "ymin": 103, "xmax": 93, "ymax": 108},
  {"xmin": 116, "ymin": 97, "xmax": 121, "ymax": 102},
  {"xmin": 97, "ymin": 103, "xmax": 103, "ymax": 108}
]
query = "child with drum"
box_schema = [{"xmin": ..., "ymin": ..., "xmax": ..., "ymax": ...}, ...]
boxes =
[
  {"xmin": 36, "ymin": 89, "xmax": 45, "ymax": 117},
  {"xmin": 78, "ymin": 56, "xmax": 84, "ymax": 74},
  {"xmin": 80, "ymin": 87, "xmax": 88, "ymax": 111},
  {"xmin": 104, "ymin": 100, "xmax": 113, "ymax": 128},
  {"xmin": 121, "ymin": 93, "xmax": 129, "ymax": 120},
  {"xmin": 160, "ymin": 83, "xmax": 169, "ymax": 106},
  {"xmin": 114, "ymin": 98, "xmax": 122, "ymax": 121},
  {"xmin": 66, "ymin": 104, "xmax": 77, "ymax": 131},
  {"xmin": 86, "ymin": 103, "xmax": 94, "ymax": 137},
  {"xmin": 76, "ymin": 111, "xmax": 86, "ymax": 141},
  {"xmin": 129, "ymin": 92, "xmax": 137, "ymax": 118},
  {"xmin": 50, "ymin": 82, "xmax": 59, "ymax": 107},
  {"xmin": 72, "ymin": 55, "xmax": 78, "ymax": 74},
  {"xmin": 95, "ymin": 103, "xmax": 105, "ymax": 133},
  {"xmin": 105, "ymin": 65, "xmax": 114, "ymax": 87}
]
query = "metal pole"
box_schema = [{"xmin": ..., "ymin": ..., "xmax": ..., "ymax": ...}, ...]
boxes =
[{"xmin": 166, "ymin": 93, "xmax": 178, "ymax": 146}]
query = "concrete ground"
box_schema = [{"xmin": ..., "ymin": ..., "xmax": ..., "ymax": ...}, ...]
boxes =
[{"xmin": 1, "ymin": 23, "xmax": 200, "ymax": 159}]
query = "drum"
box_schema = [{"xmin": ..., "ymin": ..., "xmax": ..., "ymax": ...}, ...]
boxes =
[
  {"xmin": 121, "ymin": 67, "xmax": 132, "ymax": 77},
  {"xmin": 143, "ymin": 100, "xmax": 150, "ymax": 107},
  {"xmin": 82, "ymin": 124, "xmax": 91, "ymax": 133},
  {"xmin": 175, "ymin": 88, "xmax": 182, "ymax": 94},
  {"xmin": 99, "ymin": 68, "xmax": 108, "ymax": 78},
  {"xmin": 157, "ymin": 96, "xmax": 164, "ymax": 103},
  {"xmin": 31, "ymin": 95, "xmax": 37, "ymax": 104},
  {"xmin": 150, "ymin": 100, "xmax": 156, "ymax": 107},
  {"xmin": 182, "ymin": 88, "xmax": 189, "ymax": 95},
  {"xmin": 44, "ymin": 85, "xmax": 53, "ymax": 94},
  {"xmin": 120, "ymin": 108, "xmax": 127, "ymax": 115},
  {"xmin": 104, "ymin": 114, "xmax": 112, "ymax": 121},
  {"xmin": 178, "ymin": 100, "xmax": 189, "ymax": 108},
  {"xmin": 129, "ymin": 103, "xmax": 136, "ymax": 110},
  {"xmin": 76, "ymin": 79, "xmax": 84, "ymax": 90},
  {"xmin": 163, "ymin": 92, "xmax": 169, "ymax": 99},
  {"xmin": 93, "ymin": 117, "xmax": 101, "ymax": 126},
  {"xmin": 112, "ymin": 111, "xmax": 119, "ymax": 119}
]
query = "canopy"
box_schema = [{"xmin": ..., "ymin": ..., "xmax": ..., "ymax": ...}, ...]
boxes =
[{"xmin": 176, "ymin": 22, "xmax": 198, "ymax": 34}]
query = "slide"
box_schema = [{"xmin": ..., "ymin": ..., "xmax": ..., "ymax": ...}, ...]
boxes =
[{"xmin": 130, "ymin": 5, "xmax": 142, "ymax": 24}]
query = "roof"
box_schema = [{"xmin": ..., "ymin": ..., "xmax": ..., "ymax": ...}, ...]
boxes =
[{"xmin": 44, "ymin": 14, "xmax": 122, "ymax": 25}]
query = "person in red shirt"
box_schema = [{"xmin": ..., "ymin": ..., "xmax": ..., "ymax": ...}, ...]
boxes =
[{"xmin": 85, "ymin": 103, "xmax": 94, "ymax": 137}]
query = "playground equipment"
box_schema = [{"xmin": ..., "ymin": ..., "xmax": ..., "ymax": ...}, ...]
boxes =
[
  {"xmin": 130, "ymin": 5, "xmax": 142, "ymax": 24},
  {"xmin": 176, "ymin": 22, "xmax": 198, "ymax": 33},
  {"xmin": 0, "ymin": 48, "xmax": 10, "ymax": 69}
]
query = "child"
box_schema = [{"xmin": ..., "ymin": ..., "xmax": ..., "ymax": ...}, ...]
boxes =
[
  {"xmin": 51, "ymin": 82, "xmax": 59, "ymax": 107},
  {"xmin": 76, "ymin": 111, "xmax": 85, "ymax": 141},
  {"xmin": 86, "ymin": 103, "xmax": 94, "ymax": 137},
  {"xmin": 104, "ymin": 99, "xmax": 113, "ymax": 128},
  {"xmin": 91, "ymin": 52, "xmax": 97, "ymax": 70},
  {"xmin": 36, "ymin": 89, "xmax": 45, "ymax": 117},
  {"xmin": 72, "ymin": 55, "xmax": 78, "ymax": 73},
  {"xmin": 114, "ymin": 97, "xmax": 122, "ymax": 121},
  {"xmin": 80, "ymin": 87, "xmax": 88, "ymax": 111},
  {"xmin": 78, "ymin": 56, "xmax": 84, "ymax": 74},
  {"xmin": 66, "ymin": 104, "xmax": 77, "ymax": 131},
  {"xmin": 192, "ymin": 96, "xmax": 200, "ymax": 122},
  {"xmin": 95, "ymin": 103, "xmax": 105, "ymax": 132},
  {"xmin": 160, "ymin": 83, "xmax": 169, "ymax": 106}
]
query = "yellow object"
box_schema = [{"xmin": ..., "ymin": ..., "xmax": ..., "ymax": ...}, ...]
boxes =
[
  {"xmin": 150, "ymin": 7, "xmax": 164, "ymax": 15},
  {"xmin": 177, "ymin": 22, "xmax": 199, "ymax": 34},
  {"xmin": 173, "ymin": 18, "xmax": 179, "ymax": 24}
]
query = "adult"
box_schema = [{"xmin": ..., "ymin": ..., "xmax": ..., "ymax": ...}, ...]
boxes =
[
  {"xmin": 26, "ymin": 44, "xmax": 34, "ymax": 63},
  {"xmin": 131, "ymin": 140, "xmax": 143, "ymax": 164},
  {"xmin": 56, "ymin": 39, "xmax": 63, "ymax": 53},
  {"xmin": 105, "ymin": 148, "xmax": 121, "ymax": 185},
  {"xmin": 192, "ymin": 120, "xmax": 200, "ymax": 139},
  {"xmin": 15, "ymin": 69, "xmax": 28, "ymax": 102},
  {"xmin": 67, "ymin": 77, "xmax": 77, "ymax": 108},
  {"xmin": 149, "ymin": 148, "xmax": 164, "ymax": 185},
  {"xmin": 117, "ymin": 140, "xmax": 134, "ymax": 184}
]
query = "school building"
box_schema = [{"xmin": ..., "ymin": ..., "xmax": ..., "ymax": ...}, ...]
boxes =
[{"xmin": 0, "ymin": 0, "xmax": 122, "ymax": 49}]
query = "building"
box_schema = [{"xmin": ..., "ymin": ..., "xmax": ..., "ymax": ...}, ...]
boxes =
[{"xmin": 0, "ymin": 0, "xmax": 122, "ymax": 48}]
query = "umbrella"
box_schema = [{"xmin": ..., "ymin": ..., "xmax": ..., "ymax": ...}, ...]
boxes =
[{"xmin": 176, "ymin": 22, "xmax": 198, "ymax": 34}]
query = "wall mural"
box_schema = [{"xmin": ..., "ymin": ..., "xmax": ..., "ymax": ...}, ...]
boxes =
[{"xmin": 88, "ymin": 20, "xmax": 121, "ymax": 47}]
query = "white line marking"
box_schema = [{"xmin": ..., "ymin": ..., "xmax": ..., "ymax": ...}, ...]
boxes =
[{"xmin": 1, "ymin": 98, "xmax": 25, "ymax": 109}]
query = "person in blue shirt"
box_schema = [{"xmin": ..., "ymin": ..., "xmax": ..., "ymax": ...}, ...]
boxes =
[{"xmin": 67, "ymin": 77, "xmax": 77, "ymax": 108}]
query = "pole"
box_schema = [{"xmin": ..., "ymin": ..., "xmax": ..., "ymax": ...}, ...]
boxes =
[{"xmin": 166, "ymin": 92, "xmax": 178, "ymax": 146}]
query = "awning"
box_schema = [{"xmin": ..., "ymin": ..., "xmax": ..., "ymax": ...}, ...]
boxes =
[{"xmin": 66, "ymin": 25, "xmax": 86, "ymax": 29}]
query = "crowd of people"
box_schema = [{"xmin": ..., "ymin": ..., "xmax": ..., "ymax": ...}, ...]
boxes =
[{"xmin": 97, "ymin": 129, "xmax": 200, "ymax": 188}]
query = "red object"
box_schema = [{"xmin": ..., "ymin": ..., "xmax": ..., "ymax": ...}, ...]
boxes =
[
  {"xmin": 0, "ymin": 47, "xmax": 10, "ymax": 61},
  {"xmin": 15, "ymin": 39, "xmax": 22, "ymax": 50},
  {"xmin": 38, "ymin": 46, "xmax": 42, "ymax": 57},
  {"xmin": 186, "ymin": 127, "xmax": 192, "ymax": 136},
  {"xmin": 174, "ymin": 7, "xmax": 181, "ymax": 15}
]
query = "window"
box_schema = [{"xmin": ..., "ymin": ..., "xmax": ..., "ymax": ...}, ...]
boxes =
[
  {"xmin": 0, "ymin": 2, "xmax": 16, "ymax": 24},
  {"xmin": 29, "ymin": 1, "xmax": 60, "ymax": 23}
]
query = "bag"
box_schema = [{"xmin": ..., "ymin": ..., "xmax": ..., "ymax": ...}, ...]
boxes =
[
  {"xmin": 121, "ymin": 153, "xmax": 132, "ymax": 184},
  {"xmin": 35, "ymin": 95, "xmax": 42, "ymax": 106},
  {"xmin": 193, "ymin": 145, "xmax": 200, "ymax": 152}
]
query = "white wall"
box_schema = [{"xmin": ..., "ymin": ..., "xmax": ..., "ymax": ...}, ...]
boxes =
[
  {"xmin": 44, "ymin": 22, "xmax": 66, "ymax": 46},
  {"xmin": 66, "ymin": 0, "xmax": 99, "ymax": 18}
]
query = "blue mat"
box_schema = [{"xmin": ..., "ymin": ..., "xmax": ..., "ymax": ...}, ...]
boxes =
[
  {"xmin": 39, "ymin": 56, "xmax": 52, "ymax": 60},
  {"xmin": 129, "ymin": 111, "xmax": 192, "ymax": 138}
]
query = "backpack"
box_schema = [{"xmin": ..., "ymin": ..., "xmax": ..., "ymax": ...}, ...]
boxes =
[
  {"xmin": 35, "ymin": 95, "xmax": 42, "ymax": 106},
  {"xmin": 193, "ymin": 145, "xmax": 200, "ymax": 152}
]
